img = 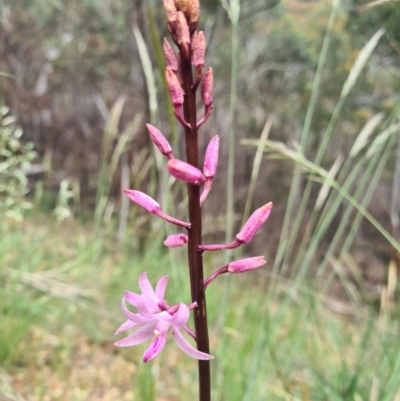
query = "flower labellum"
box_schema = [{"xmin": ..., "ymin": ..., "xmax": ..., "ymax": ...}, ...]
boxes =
[
  {"xmin": 236, "ymin": 202, "xmax": 273, "ymax": 243},
  {"xmin": 168, "ymin": 159, "xmax": 206, "ymax": 184}
]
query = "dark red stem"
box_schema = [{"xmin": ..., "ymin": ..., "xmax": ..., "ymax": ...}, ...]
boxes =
[{"xmin": 181, "ymin": 49, "xmax": 211, "ymax": 401}]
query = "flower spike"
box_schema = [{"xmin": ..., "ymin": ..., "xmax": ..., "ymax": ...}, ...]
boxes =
[
  {"xmin": 124, "ymin": 189, "xmax": 190, "ymax": 228},
  {"xmin": 167, "ymin": 159, "xmax": 206, "ymax": 185}
]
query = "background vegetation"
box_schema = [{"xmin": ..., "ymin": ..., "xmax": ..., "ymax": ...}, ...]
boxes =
[{"xmin": 1, "ymin": 0, "xmax": 400, "ymax": 399}]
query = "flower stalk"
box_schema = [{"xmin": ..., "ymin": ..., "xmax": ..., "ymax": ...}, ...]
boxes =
[
  {"xmin": 115, "ymin": 2, "xmax": 273, "ymax": 400},
  {"xmin": 179, "ymin": 25, "xmax": 211, "ymax": 401}
]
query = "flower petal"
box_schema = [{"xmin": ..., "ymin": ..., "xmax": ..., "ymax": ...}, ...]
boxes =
[
  {"xmin": 114, "ymin": 322, "xmax": 156, "ymax": 347},
  {"xmin": 138, "ymin": 272, "xmax": 156, "ymax": 296},
  {"xmin": 171, "ymin": 327, "xmax": 214, "ymax": 360},
  {"xmin": 124, "ymin": 290, "xmax": 140, "ymax": 307},
  {"xmin": 122, "ymin": 297, "xmax": 154, "ymax": 324},
  {"xmin": 143, "ymin": 335, "xmax": 167, "ymax": 362},
  {"xmin": 155, "ymin": 275, "xmax": 169, "ymax": 300},
  {"xmin": 115, "ymin": 319, "xmax": 137, "ymax": 334},
  {"xmin": 136, "ymin": 294, "xmax": 160, "ymax": 315}
]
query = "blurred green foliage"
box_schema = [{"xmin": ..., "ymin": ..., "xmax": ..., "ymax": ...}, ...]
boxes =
[{"xmin": 0, "ymin": 107, "xmax": 36, "ymax": 223}]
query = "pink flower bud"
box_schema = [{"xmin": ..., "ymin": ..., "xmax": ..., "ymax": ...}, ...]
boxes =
[
  {"xmin": 165, "ymin": 67, "xmax": 184, "ymax": 107},
  {"xmin": 191, "ymin": 31, "xmax": 205, "ymax": 68},
  {"xmin": 201, "ymin": 67, "xmax": 213, "ymax": 107},
  {"xmin": 178, "ymin": 0, "xmax": 189, "ymax": 12},
  {"xmin": 227, "ymin": 256, "xmax": 266, "ymax": 274},
  {"xmin": 146, "ymin": 124, "xmax": 173, "ymax": 158},
  {"xmin": 236, "ymin": 202, "xmax": 273, "ymax": 244},
  {"xmin": 203, "ymin": 256, "xmax": 266, "ymax": 289},
  {"xmin": 163, "ymin": 39, "xmax": 178, "ymax": 72},
  {"xmin": 176, "ymin": 11, "xmax": 190, "ymax": 48},
  {"xmin": 187, "ymin": 0, "xmax": 200, "ymax": 31},
  {"xmin": 163, "ymin": 0, "xmax": 178, "ymax": 26},
  {"xmin": 167, "ymin": 159, "xmax": 206, "ymax": 184},
  {"xmin": 124, "ymin": 189, "xmax": 161, "ymax": 213},
  {"xmin": 203, "ymin": 135, "xmax": 219, "ymax": 178},
  {"xmin": 164, "ymin": 233, "xmax": 188, "ymax": 248},
  {"xmin": 124, "ymin": 189, "xmax": 190, "ymax": 228}
]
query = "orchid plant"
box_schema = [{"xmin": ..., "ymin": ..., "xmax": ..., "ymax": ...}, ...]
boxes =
[{"xmin": 114, "ymin": 1, "xmax": 273, "ymax": 400}]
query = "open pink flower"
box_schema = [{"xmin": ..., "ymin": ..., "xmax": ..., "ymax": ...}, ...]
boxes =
[{"xmin": 114, "ymin": 272, "xmax": 213, "ymax": 362}]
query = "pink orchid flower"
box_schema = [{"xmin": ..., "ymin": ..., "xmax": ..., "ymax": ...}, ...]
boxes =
[{"xmin": 114, "ymin": 272, "xmax": 213, "ymax": 362}]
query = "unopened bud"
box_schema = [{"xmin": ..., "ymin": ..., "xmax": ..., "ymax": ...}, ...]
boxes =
[
  {"xmin": 165, "ymin": 67, "xmax": 184, "ymax": 106},
  {"xmin": 167, "ymin": 159, "xmax": 206, "ymax": 184},
  {"xmin": 124, "ymin": 189, "xmax": 190, "ymax": 228},
  {"xmin": 201, "ymin": 67, "xmax": 213, "ymax": 107},
  {"xmin": 163, "ymin": 38, "xmax": 178, "ymax": 72},
  {"xmin": 163, "ymin": 0, "xmax": 178, "ymax": 26},
  {"xmin": 188, "ymin": 0, "xmax": 200, "ymax": 31},
  {"xmin": 236, "ymin": 202, "xmax": 273, "ymax": 244},
  {"xmin": 146, "ymin": 124, "xmax": 173, "ymax": 158},
  {"xmin": 176, "ymin": 12, "xmax": 190, "ymax": 50},
  {"xmin": 191, "ymin": 31, "xmax": 206, "ymax": 68},
  {"xmin": 164, "ymin": 233, "xmax": 188, "ymax": 248},
  {"xmin": 179, "ymin": 0, "xmax": 190, "ymax": 12},
  {"xmin": 203, "ymin": 135, "xmax": 219, "ymax": 178},
  {"xmin": 124, "ymin": 189, "xmax": 161, "ymax": 213},
  {"xmin": 227, "ymin": 256, "xmax": 266, "ymax": 274}
]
